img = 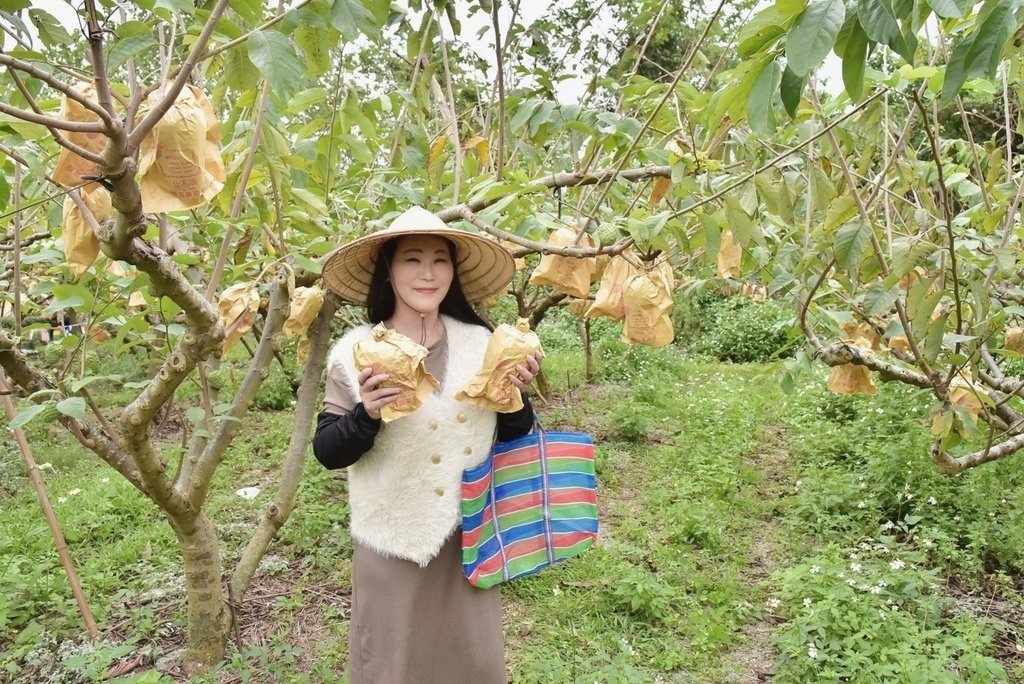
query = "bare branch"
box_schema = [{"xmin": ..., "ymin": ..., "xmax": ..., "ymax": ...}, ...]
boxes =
[
  {"xmin": 491, "ymin": 0, "xmax": 506, "ymax": 180},
  {"xmin": 0, "ymin": 231, "xmax": 48, "ymax": 251},
  {"xmin": 0, "ymin": 100, "xmax": 106, "ymax": 133},
  {"xmin": 817, "ymin": 342, "xmax": 934, "ymax": 390},
  {"xmin": 84, "ymin": 0, "xmax": 118, "ymax": 121},
  {"xmin": 6, "ymin": 67, "xmax": 108, "ymax": 165},
  {"xmin": 459, "ymin": 207, "xmax": 628, "ymax": 257},
  {"xmin": 128, "ymin": 0, "xmax": 231, "ymax": 148},
  {"xmin": 437, "ymin": 165, "xmax": 671, "ymax": 222},
  {"xmin": 0, "ymin": 53, "xmax": 115, "ymax": 127},
  {"xmin": 931, "ymin": 432, "xmax": 1024, "ymax": 474},
  {"xmin": 183, "ymin": 275, "xmax": 290, "ymax": 508},
  {"xmin": 0, "ymin": 331, "xmax": 153, "ymax": 499},
  {"xmin": 230, "ymin": 291, "xmax": 341, "ymax": 598}
]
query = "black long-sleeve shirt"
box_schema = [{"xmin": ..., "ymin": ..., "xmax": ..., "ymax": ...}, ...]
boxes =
[{"xmin": 312, "ymin": 394, "xmax": 535, "ymax": 470}]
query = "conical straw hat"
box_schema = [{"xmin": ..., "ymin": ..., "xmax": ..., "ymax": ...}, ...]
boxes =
[{"xmin": 322, "ymin": 207, "xmax": 516, "ymax": 304}]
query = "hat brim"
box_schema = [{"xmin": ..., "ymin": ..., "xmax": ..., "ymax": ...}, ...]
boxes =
[{"xmin": 322, "ymin": 226, "xmax": 516, "ymax": 305}]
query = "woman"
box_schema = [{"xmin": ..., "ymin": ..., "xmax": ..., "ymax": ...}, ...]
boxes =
[{"xmin": 313, "ymin": 207, "xmax": 542, "ymax": 683}]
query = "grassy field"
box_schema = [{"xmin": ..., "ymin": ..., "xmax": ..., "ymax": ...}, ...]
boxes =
[{"xmin": 2, "ymin": 316, "xmax": 1023, "ymax": 683}]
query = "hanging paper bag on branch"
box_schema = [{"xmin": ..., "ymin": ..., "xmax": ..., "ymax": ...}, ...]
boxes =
[
  {"xmin": 528, "ymin": 225, "xmax": 598, "ymax": 298},
  {"xmin": 52, "ymin": 82, "xmax": 108, "ymax": 188},
  {"xmin": 717, "ymin": 229, "xmax": 742, "ymax": 279},
  {"xmin": 284, "ymin": 286, "xmax": 324, "ymax": 364},
  {"xmin": 827, "ymin": 321, "xmax": 879, "ymax": 396},
  {"xmin": 217, "ymin": 283, "xmax": 260, "ymax": 355},
  {"xmin": 586, "ymin": 252, "xmax": 640, "ymax": 321},
  {"xmin": 62, "ymin": 186, "xmax": 112, "ymax": 280},
  {"xmin": 621, "ymin": 258, "xmax": 674, "ymax": 347},
  {"xmin": 137, "ymin": 85, "xmax": 226, "ymax": 212},
  {"xmin": 353, "ymin": 323, "xmax": 439, "ymax": 422},
  {"xmin": 456, "ymin": 318, "xmax": 543, "ymax": 413}
]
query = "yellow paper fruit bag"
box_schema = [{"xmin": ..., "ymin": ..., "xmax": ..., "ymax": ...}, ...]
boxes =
[
  {"xmin": 217, "ymin": 282, "xmax": 260, "ymax": 355},
  {"xmin": 353, "ymin": 323, "xmax": 439, "ymax": 422},
  {"xmin": 137, "ymin": 84, "xmax": 226, "ymax": 212},
  {"xmin": 456, "ymin": 318, "xmax": 543, "ymax": 413},
  {"xmin": 586, "ymin": 253, "xmax": 640, "ymax": 321},
  {"xmin": 284, "ymin": 286, "xmax": 324, "ymax": 339},
  {"xmin": 1005, "ymin": 326, "xmax": 1024, "ymax": 354},
  {"xmin": 827, "ymin": 364, "xmax": 877, "ymax": 395},
  {"xmin": 62, "ymin": 186, "xmax": 112, "ymax": 280},
  {"xmin": 52, "ymin": 82, "xmax": 108, "ymax": 188},
  {"xmin": 528, "ymin": 225, "xmax": 598, "ymax": 298},
  {"xmin": 621, "ymin": 259, "xmax": 674, "ymax": 347},
  {"xmin": 827, "ymin": 319, "xmax": 881, "ymax": 395},
  {"xmin": 717, "ymin": 229, "xmax": 742, "ymax": 279}
]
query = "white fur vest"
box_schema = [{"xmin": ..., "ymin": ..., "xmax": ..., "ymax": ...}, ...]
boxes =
[{"xmin": 327, "ymin": 315, "xmax": 496, "ymax": 566}]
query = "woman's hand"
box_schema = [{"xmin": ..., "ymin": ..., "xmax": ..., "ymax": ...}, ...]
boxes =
[
  {"xmin": 509, "ymin": 352, "xmax": 544, "ymax": 391},
  {"xmin": 357, "ymin": 367, "xmax": 401, "ymax": 420}
]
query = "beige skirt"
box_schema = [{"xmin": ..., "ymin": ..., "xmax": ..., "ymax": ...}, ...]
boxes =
[{"xmin": 348, "ymin": 531, "xmax": 506, "ymax": 684}]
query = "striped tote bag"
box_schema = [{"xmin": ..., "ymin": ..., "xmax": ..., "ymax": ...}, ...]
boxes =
[{"xmin": 461, "ymin": 423, "xmax": 599, "ymax": 588}]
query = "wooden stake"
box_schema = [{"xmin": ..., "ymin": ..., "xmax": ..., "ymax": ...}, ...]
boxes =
[{"xmin": 0, "ymin": 371, "xmax": 98, "ymax": 638}]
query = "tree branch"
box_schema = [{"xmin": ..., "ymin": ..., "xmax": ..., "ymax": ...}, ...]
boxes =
[
  {"xmin": 931, "ymin": 431, "xmax": 1024, "ymax": 474},
  {"xmin": 0, "ymin": 52, "xmax": 115, "ymax": 127},
  {"xmin": 6, "ymin": 67, "xmax": 108, "ymax": 165},
  {"xmin": 230, "ymin": 291, "xmax": 341, "ymax": 599},
  {"xmin": 458, "ymin": 207, "xmax": 628, "ymax": 257},
  {"xmin": 437, "ymin": 165, "xmax": 672, "ymax": 222},
  {"xmin": 183, "ymin": 275, "xmax": 290, "ymax": 508},
  {"xmin": 84, "ymin": 0, "xmax": 118, "ymax": 122},
  {"xmin": 128, "ymin": 0, "xmax": 230, "ymax": 148},
  {"xmin": 817, "ymin": 341, "xmax": 934, "ymax": 389},
  {"xmin": 0, "ymin": 331, "xmax": 154, "ymax": 499},
  {"xmin": 0, "ymin": 100, "xmax": 106, "ymax": 133}
]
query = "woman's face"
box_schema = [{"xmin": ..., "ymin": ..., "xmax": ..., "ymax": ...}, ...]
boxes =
[{"xmin": 387, "ymin": 235, "xmax": 454, "ymax": 315}]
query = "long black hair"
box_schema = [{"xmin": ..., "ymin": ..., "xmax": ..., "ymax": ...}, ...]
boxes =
[{"xmin": 366, "ymin": 236, "xmax": 490, "ymax": 329}]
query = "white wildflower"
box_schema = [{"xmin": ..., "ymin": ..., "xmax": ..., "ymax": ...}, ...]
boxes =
[
  {"xmin": 100, "ymin": 477, "xmax": 110, "ymax": 484},
  {"xmin": 922, "ymin": 539, "xmax": 934, "ymax": 548},
  {"xmin": 38, "ymin": 463, "xmax": 54, "ymax": 471},
  {"xmin": 850, "ymin": 563, "xmax": 862, "ymax": 573},
  {"xmin": 807, "ymin": 645, "xmax": 818, "ymax": 659},
  {"xmin": 57, "ymin": 497, "xmax": 67, "ymax": 504},
  {"xmin": 890, "ymin": 558, "xmax": 905, "ymax": 571},
  {"xmin": 810, "ymin": 565, "xmax": 820, "ymax": 574},
  {"xmin": 870, "ymin": 585, "xmax": 882, "ymax": 595},
  {"xmin": 766, "ymin": 598, "xmax": 782, "ymax": 610},
  {"xmin": 857, "ymin": 501, "xmax": 866, "ymax": 509},
  {"xmin": 881, "ymin": 521, "xmax": 894, "ymax": 530},
  {"xmin": 803, "ymin": 598, "xmax": 812, "ymax": 608},
  {"xmin": 927, "ymin": 496, "xmax": 937, "ymax": 505},
  {"xmin": 847, "ymin": 579, "xmax": 857, "ymax": 587},
  {"xmin": 68, "ymin": 488, "xmax": 82, "ymax": 496}
]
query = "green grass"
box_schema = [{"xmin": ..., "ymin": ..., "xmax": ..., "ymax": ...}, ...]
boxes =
[{"xmin": 2, "ymin": 321, "xmax": 1022, "ymax": 682}]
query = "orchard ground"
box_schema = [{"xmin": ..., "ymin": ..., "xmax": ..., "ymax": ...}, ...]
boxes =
[{"xmin": 2, "ymin": 301, "xmax": 1023, "ymax": 683}]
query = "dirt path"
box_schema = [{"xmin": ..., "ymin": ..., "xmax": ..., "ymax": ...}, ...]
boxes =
[{"xmin": 716, "ymin": 425, "xmax": 791, "ymax": 684}]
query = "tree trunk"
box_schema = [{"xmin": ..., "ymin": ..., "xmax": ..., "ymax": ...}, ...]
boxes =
[{"xmin": 172, "ymin": 512, "xmax": 231, "ymax": 676}]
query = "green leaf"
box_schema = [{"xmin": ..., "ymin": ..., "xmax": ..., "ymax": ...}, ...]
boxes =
[
  {"xmin": 962, "ymin": 0, "xmax": 1015, "ymax": 79},
  {"xmin": 841, "ymin": 18, "xmax": 869, "ymax": 100},
  {"xmin": 509, "ymin": 99, "xmax": 541, "ymax": 133},
  {"xmin": 291, "ymin": 187, "xmax": 329, "ymax": 214},
  {"xmin": 47, "ymin": 283, "xmax": 93, "ymax": 312},
  {"xmin": 748, "ymin": 60, "xmax": 783, "ymax": 135},
  {"xmin": 911, "ymin": 290, "xmax": 944, "ymax": 339},
  {"xmin": 786, "ymin": 0, "xmax": 846, "ymax": 77},
  {"xmin": 780, "ymin": 66, "xmax": 805, "ymax": 117},
  {"xmin": 858, "ymin": 0, "xmax": 900, "ymax": 46},
  {"xmin": 923, "ymin": 312, "xmax": 948, "ymax": 362},
  {"xmin": 925, "ymin": 0, "xmax": 969, "ymax": 18},
  {"xmin": 223, "ymin": 44, "xmax": 260, "ymax": 91},
  {"xmin": 294, "ymin": 23, "xmax": 331, "ymax": 77},
  {"xmin": 153, "ymin": 0, "xmax": 194, "ymax": 16},
  {"xmin": 824, "ymin": 194, "xmax": 857, "ymax": 231},
  {"xmin": 107, "ymin": 32, "xmax": 157, "ymax": 72},
  {"xmin": 292, "ymin": 253, "xmax": 322, "ymax": 274},
  {"xmin": 56, "ymin": 397, "xmax": 87, "ymax": 420},
  {"xmin": 940, "ymin": 34, "xmax": 972, "ymax": 108},
  {"xmin": 7, "ymin": 402, "xmax": 50, "ymax": 431},
  {"xmin": 27, "ymin": 9, "xmax": 71, "ymax": 47},
  {"xmin": 247, "ymin": 29, "xmax": 304, "ymax": 101},
  {"xmin": 331, "ymin": 0, "xmax": 377, "ymax": 40},
  {"xmin": 0, "ymin": 0, "xmax": 32, "ymax": 10},
  {"xmin": 834, "ymin": 220, "xmax": 872, "ymax": 273},
  {"xmin": 738, "ymin": 6, "xmax": 788, "ymax": 57},
  {"xmin": 725, "ymin": 197, "xmax": 755, "ymax": 246},
  {"xmin": 776, "ymin": 0, "xmax": 808, "ymax": 15}
]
